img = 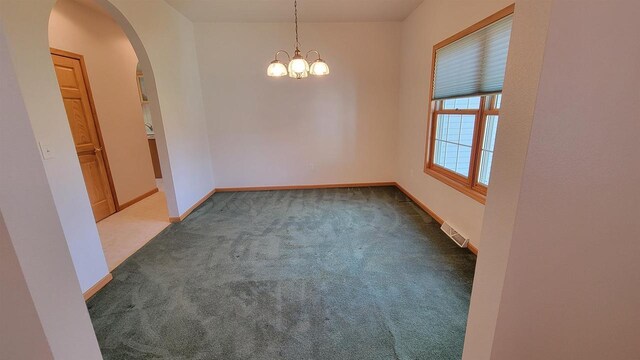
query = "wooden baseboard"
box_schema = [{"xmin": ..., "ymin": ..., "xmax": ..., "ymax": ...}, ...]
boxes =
[
  {"xmin": 393, "ymin": 182, "xmax": 444, "ymax": 224},
  {"xmin": 83, "ymin": 273, "xmax": 112, "ymax": 301},
  {"xmin": 394, "ymin": 182, "xmax": 478, "ymax": 255},
  {"xmin": 467, "ymin": 242, "xmax": 478, "ymax": 255},
  {"xmin": 166, "ymin": 182, "xmax": 478, "ymax": 254},
  {"xmin": 170, "ymin": 183, "xmax": 395, "ymax": 222},
  {"xmin": 118, "ymin": 188, "xmax": 158, "ymax": 210},
  {"xmin": 169, "ymin": 189, "xmax": 216, "ymax": 223},
  {"xmin": 215, "ymin": 182, "xmax": 396, "ymax": 193}
]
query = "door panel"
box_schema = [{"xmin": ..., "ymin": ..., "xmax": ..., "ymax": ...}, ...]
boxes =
[
  {"xmin": 52, "ymin": 52, "xmax": 116, "ymax": 222},
  {"xmin": 62, "ymin": 98, "xmax": 94, "ymax": 152},
  {"xmin": 78, "ymin": 154, "xmax": 112, "ymax": 221}
]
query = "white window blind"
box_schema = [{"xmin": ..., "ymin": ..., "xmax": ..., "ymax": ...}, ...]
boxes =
[{"xmin": 433, "ymin": 14, "xmax": 513, "ymax": 100}]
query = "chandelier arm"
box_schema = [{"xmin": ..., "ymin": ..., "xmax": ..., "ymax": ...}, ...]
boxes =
[
  {"xmin": 275, "ymin": 50, "xmax": 291, "ymax": 62},
  {"xmin": 305, "ymin": 50, "xmax": 321, "ymax": 61},
  {"xmin": 268, "ymin": 0, "xmax": 329, "ymax": 79}
]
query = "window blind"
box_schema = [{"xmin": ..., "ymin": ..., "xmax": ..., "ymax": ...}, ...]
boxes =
[{"xmin": 433, "ymin": 14, "xmax": 513, "ymax": 100}]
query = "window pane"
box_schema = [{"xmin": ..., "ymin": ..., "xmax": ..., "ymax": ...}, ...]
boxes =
[
  {"xmin": 456, "ymin": 146, "xmax": 472, "ymax": 175},
  {"xmin": 442, "ymin": 96, "xmax": 481, "ymax": 110},
  {"xmin": 434, "ymin": 139, "xmax": 445, "ymax": 165},
  {"xmin": 483, "ymin": 115, "xmax": 498, "ymax": 151},
  {"xmin": 446, "ymin": 115, "xmax": 461, "ymax": 142},
  {"xmin": 433, "ymin": 114, "xmax": 475, "ymax": 177},
  {"xmin": 460, "ymin": 117, "xmax": 475, "ymax": 146},
  {"xmin": 478, "ymin": 115, "xmax": 499, "ymax": 186},
  {"xmin": 478, "ymin": 151, "xmax": 494, "ymax": 186},
  {"xmin": 436, "ymin": 115, "xmax": 448, "ymax": 139},
  {"xmin": 495, "ymin": 94, "xmax": 502, "ymax": 109},
  {"xmin": 444, "ymin": 142, "xmax": 459, "ymax": 170}
]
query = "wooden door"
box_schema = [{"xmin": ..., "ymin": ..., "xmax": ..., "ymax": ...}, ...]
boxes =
[{"xmin": 51, "ymin": 51, "xmax": 116, "ymax": 222}]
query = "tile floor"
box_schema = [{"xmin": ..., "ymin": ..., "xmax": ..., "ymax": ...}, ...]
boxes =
[{"xmin": 97, "ymin": 183, "xmax": 170, "ymax": 271}]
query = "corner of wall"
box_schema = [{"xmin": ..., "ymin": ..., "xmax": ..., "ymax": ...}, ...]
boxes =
[{"xmin": 461, "ymin": 1, "xmax": 553, "ymax": 358}]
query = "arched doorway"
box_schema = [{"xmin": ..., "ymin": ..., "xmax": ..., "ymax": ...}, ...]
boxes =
[
  {"xmin": 47, "ymin": 0, "xmax": 177, "ymax": 272},
  {"xmin": 1, "ymin": 0, "xmax": 214, "ymax": 356}
]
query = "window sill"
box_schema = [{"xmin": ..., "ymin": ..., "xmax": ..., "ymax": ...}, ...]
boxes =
[{"xmin": 424, "ymin": 167, "xmax": 486, "ymax": 205}]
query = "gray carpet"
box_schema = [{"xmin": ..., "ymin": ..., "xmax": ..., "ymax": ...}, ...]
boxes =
[{"xmin": 87, "ymin": 186, "xmax": 476, "ymax": 360}]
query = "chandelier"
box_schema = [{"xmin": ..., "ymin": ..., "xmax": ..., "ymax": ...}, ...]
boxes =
[{"xmin": 267, "ymin": 0, "xmax": 330, "ymax": 79}]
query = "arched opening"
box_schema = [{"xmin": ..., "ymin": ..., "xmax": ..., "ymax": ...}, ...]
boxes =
[
  {"xmin": 47, "ymin": 0, "xmax": 178, "ymax": 271},
  {"xmin": 1, "ymin": 0, "xmax": 215, "ymax": 355},
  {"xmin": 91, "ymin": 0, "xmax": 180, "ymax": 218}
]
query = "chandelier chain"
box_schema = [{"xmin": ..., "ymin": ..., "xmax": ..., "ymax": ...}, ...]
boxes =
[{"xmin": 294, "ymin": 0, "xmax": 300, "ymax": 50}]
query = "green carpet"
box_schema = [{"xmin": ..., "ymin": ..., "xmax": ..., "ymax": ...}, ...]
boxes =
[{"xmin": 87, "ymin": 186, "xmax": 476, "ymax": 359}]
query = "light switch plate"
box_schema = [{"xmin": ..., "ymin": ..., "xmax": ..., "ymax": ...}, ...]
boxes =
[{"xmin": 39, "ymin": 142, "xmax": 55, "ymax": 160}]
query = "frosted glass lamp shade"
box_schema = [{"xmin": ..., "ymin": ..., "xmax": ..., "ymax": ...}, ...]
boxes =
[
  {"xmin": 288, "ymin": 56, "xmax": 309, "ymax": 79},
  {"xmin": 310, "ymin": 59, "xmax": 330, "ymax": 76},
  {"xmin": 267, "ymin": 60, "xmax": 288, "ymax": 77}
]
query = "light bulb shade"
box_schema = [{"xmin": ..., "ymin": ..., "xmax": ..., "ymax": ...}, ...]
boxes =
[
  {"xmin": 310, "ymin": 59, "xmax": 330, "ymax": 76},
  {"xmin": 288, "ymin": 56, "xmax": 309, "ymax": 79},
  {"xmin": 267, "ymin": 60, "xmax": 288, "ymax": 77}
]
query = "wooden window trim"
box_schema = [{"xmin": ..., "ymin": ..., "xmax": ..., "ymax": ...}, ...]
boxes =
[{"xmin": 423, "ymin": 4, "xmax": 514, "ymax": 205}]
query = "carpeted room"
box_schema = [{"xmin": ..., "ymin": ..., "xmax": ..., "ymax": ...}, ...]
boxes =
[
  {"xmin": 3, "ymin": 0, "xmax": 502, "ymax": 358},
  {"xmin": 5, "ymin": 0, "xmax": 638, "ymax": 359},
  {"xmin": 87, "ymin": 187, "xmax": 476, "ymax": 359}
]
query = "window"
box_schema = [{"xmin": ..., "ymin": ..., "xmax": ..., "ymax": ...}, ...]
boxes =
[{"xmin": 425, "ymin": 5, "xmax": 514, "ymax": 203}]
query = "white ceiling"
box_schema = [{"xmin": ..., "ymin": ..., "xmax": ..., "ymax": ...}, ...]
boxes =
[{"xmin": 164, "ymin": 0, "xmax": 425, "ymax": 23}]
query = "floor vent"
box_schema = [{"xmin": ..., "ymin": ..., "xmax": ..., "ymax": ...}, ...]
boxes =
[{"xmin": 441, "ymin": 222, "xmax": 469, "ymax": 248}]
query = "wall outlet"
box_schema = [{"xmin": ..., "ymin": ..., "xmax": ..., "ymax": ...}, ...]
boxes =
[{"xmin": 39, "ymin": 142, "xmax": 55, "ymax": 160}]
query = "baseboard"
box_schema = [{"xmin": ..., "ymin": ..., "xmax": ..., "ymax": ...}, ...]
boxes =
[
  {"xmin": 394, "ymin": 182, "xmax": 478, "ymax": 255},
  {"xmin": 118, "ymin": 188, "xmax": 158, "ymax": 210},
  {"xmin": 169, "ymin": 189, "xmax": 216, "ymax": 223},
  {"xmin": 166, "ymin": 182, "xmax": 478, "ymax": 254},
  {"xmin": 215, "ymin": 182, "xmax": 396, "ymax": 193},
  {"xmin": 467, "ymin": 242, "xmax": 479, "ymax": 255},
  {"xmin": 170, "ymin": 183, "xmax": 395, "ymax": 222},
  {"xmin": 83, "ymin": 273, "xmax": 113, "ymax": 301},
  {"xmin": 393, "ymin": 182, "xmax": 444, "ymax": 224}
]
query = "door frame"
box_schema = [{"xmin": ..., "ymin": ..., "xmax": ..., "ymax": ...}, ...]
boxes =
[{"xmin": 50, "ymin": 47, "xmax": 120, "ymax": 212}]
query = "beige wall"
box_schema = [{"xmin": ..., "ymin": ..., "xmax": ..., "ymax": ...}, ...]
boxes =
[
  {"xmin": 195, "ymin": 22, "xmax": 400, "ymax": 187},
  {"xmin": 0, "ymin": 212, "xmax": 54, "ymax": 360},
  {"xmin": 49, "ymin": 0, "xmax": 157, "ymax": 206},
  {"xmin": 396, "ymin": 0, "xmax": 512, "ymax": 248},
  {"xmin": 106, "ymin": 0, "xmax": 215, "ymax": 215},
  {"xmin": 5, "ymin": 0, "xmax": 640, "ymax": 358},
  {"xmin": 0, "ymin": 0, "xmax": 110, "ymax": 293},
  {"xmin": 0, "ymin": 27, "xmax": 102, "ymax": 358},
  {"xmin": 463, "ymin": 0, "xmax": 553, "ymax": 357},
  {"xmin": 0, "ymin": 0, "xmax": 215, "ymax": 293},
  {"xmin": 467, "ymin": 0, "xmax": 640, "ymax": 358}
]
